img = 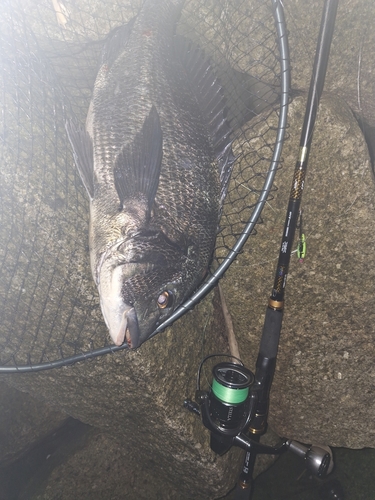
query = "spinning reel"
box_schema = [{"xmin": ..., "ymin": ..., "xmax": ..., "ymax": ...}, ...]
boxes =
[{"xmin": 184, "ymin": 355, "xmax": 334, "ymax": 479}]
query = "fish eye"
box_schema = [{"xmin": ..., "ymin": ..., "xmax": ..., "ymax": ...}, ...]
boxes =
[{"xmin": 157, "ymin": 290, "xmax": 173, "ymax": 309}]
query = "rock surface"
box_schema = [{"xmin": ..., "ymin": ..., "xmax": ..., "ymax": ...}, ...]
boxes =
[
  {"xmin": 1, "ymin": 0, "xmax": 375, "ymax": 499},
  {"xmin": 221, "ymin": 94, "xmax": 375, "ymax": 448},
  {"xmin": 285, "ymin": 0, "xmax": 375, "ymax": 127},
  {"xmin": 0, "ymin": 381, "xmax": 67, "ymax": 465}
]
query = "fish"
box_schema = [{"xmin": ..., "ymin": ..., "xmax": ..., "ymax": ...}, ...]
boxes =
[{"xmin": 66, "ymin": 0, "xmax": 236, "ymax": 349}]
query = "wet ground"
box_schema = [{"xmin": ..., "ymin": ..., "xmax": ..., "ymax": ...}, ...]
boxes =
[
  {"xmin": 0, "ymin": 418, "xmax": 93, "ymax": 500},
  {"xmin": 0, "ymin": 377, "xmax": 374, "ymax": 500},
  {"xmin": 1, "ymin": 412, "xmax": 375, "ymax": 499}
]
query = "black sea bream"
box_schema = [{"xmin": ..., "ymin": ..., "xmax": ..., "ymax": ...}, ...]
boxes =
[{"xmin": 66, "ymin": 0, "xmax": 235, "ymax": 348}]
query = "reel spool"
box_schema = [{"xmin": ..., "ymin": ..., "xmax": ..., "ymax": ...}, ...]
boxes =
[
  {"xmin": 192, "ymin": 359, "xmax": 256, "ymax": 455},
  {"xmin": 210, "ymin": 363, "xmax": 254, "ymax": 430}
]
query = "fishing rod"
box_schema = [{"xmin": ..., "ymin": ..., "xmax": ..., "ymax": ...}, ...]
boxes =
[
  {"xmin": 184, "ymin": 0, "xmax": 340, "ymax": 498},
  {"xmin": 232, "ymin": 0, "xmax": 339, "ymax": 495}
]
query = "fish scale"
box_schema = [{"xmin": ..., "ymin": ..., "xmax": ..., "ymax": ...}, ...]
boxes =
[{"xmin": 66, "ymin": 0, "xmax": 236, "ymax": 348}]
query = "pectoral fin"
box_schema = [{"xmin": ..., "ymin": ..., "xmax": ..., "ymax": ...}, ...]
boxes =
[
  {"xmin": 114, "ymin": 106, "xmax": 163, "ymax": 211},
  {"xmin": 65, "ymin": 120, "xmax": 94, "ymax": 199},
  {"xmin": 101, "ymin": 18, "xmax": 136, "ymax": 68}
]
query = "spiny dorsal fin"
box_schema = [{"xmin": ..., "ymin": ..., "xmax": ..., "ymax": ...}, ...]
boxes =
[
  {"xmin": 175, "ymin": 36, "xmax": 236, "ymax": 205},
  {"xmin": 114, "ymin": 105, "xmax": 163, "ymax": 210},
  {"xmin": 65, "ymin": 119, "xmax": 94, "ymax": 199}
]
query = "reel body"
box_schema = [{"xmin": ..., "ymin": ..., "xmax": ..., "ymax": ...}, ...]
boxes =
[
  {"xmin": 196, "ymin": 362, "xmax": 255, "ymax": 455},
  {"xmin": 184, "ymin": 358, "xmax": 333, "ymax": 478}
]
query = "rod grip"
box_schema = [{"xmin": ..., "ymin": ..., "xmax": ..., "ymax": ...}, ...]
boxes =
[{"xmin": 259, "ymin": 307, "xmax": 283, "ymax": 358}]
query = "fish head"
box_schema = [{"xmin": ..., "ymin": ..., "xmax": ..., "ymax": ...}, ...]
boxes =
[
  {"xmin": 121, "ymin": 269, "xmax": 184, "ymax": 347},
  {"xmin": 96, "ymin": 238, "xmax": 186, "ymax": 349}
]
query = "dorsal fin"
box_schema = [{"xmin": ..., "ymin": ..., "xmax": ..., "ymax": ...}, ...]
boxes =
[
  {"xmin": 174, "ymin": 36, "xmax": 236, "ymax": 205},
  {"xmin": 114, "ymin": 106, "xmax": 163, "ymax": 210}
]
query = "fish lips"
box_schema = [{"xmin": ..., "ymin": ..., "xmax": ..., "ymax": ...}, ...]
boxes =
[
  {"xmin": 113, "ymin": 304, "xmax": 140, "ymax": 349},
  {"xmin": 96, "ymin": 249, "xmax": 142, "ymax": 349}
]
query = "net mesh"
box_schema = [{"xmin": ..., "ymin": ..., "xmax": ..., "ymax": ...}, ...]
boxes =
[{"xmin": 0, "ymin": 0, "xmax": 285, "ymax": 369}]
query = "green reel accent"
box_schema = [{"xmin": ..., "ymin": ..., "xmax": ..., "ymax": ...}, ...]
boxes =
[
  {"xmin": 212, "ymin": 378, "xmax": 249, "ymax": 404},
  {"xmin": 297, "ymin": 233, "xmax": 306, "ymax": 260}
]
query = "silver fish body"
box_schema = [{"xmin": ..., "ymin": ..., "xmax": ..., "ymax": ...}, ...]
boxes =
[{"xmin": 66, "ymin": 0, "xmax": 235, "ymax": 348}]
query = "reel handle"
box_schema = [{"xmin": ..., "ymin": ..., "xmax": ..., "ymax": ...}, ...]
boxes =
[{"xmin": 287, "ymin": 440, "xmax": 334, "ymax": 478}]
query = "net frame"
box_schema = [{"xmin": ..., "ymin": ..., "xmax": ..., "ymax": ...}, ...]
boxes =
[{"xmin": 0, "ymin": 0, "xmax": 290, "ymax": 373}]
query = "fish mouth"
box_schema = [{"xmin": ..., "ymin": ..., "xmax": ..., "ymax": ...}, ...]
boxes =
[{"xmin": 112, "ymin": 305, "xmax": 140, "ymax": 349}]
